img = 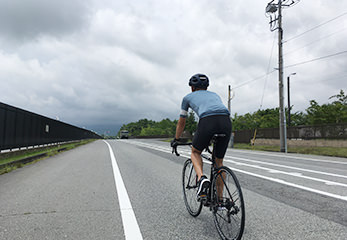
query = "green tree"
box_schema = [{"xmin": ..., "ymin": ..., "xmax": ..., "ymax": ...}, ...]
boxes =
[
  {"xmin": 289, "ymin": 111, "xmax": 307, "ymax": 126},
  {"xmin": 255, "ymin": 108, "xmax": 279, "ymax": 129},
  {"xmin": 119, "ymin": 118, "xmax": 156, "ymax": 136},
  {"xmin": 118, "ymin": 90, "xmax": 346, "ymax": 137},
  {"xmin": 139, "ymin": 127, "xmax": 163, "ymax": 136},
  {"xmin": 118, "ymin": 118, "xmax": 177, "ymax": 137},
  {"xmin": 185, "ymin": 111, "xmax": 198, "ymax": 135},
  {"xmin": 232, "ymin": 107, "xmax": 308, "ymax": 130},
  {"xmin": 232, "ymin": 108, "xmax": 279, "ymax": 130},
  {"xmin": 306, "ymin": 90, "xmax": 347, "ymax": 125}
]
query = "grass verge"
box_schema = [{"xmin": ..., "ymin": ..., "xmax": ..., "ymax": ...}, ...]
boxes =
[
  {"xmin": 0, "ymin": 139, "xmax": 97, "ymax": 175},
  {"xmin": 234, "ymin": 143, "xmax": 347, "ymax": 158}
]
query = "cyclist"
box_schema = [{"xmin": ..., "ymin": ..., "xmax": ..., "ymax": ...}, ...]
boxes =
[{"xmin": 171, "ymin": 73, "xmax": 231, "ymax": 201}]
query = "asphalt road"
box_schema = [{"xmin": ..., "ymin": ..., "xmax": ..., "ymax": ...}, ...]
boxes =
[{"xmin": 0, "ymin": 139, "xmax": 346, "ymax": 239}]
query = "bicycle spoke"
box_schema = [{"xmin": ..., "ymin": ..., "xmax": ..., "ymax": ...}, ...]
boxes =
[
  {"xmin": 182, "ymin": 159, "xmax": 202, "ymax": 217},
  {"xmin": 213, "ymin": 167, "xmax": 245, "ymax": 240}
]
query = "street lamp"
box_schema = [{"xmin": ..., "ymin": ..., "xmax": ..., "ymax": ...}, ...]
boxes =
[{"xmin": 287, "ymin": 72, "xmax": 296, "ymax": 127}]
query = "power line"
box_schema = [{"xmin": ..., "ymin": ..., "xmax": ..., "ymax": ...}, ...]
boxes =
[
  {"xmin": 288, "ymin": 70, "xmax": 347, "ymax": 83},
  {"xmin": 284, "ymin": 27, "xmax": 347, "ymax": 56},
  {"xmin": 233, "ymin": 70, "xmax": 276, "ymax": 89},
  {"xmin": 260, "ymin": 33, "xmax": 277, "ymax": 109},
  {"xmin": 284, "ymin": 50, "xmax": 347, "ymax": 68},
  {"xmin": 284, "ymin": 12, "xmax": 347, "ymax": 43}
]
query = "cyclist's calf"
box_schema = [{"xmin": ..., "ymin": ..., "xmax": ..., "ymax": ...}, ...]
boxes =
[{"xmin": 215, "ymin": 157, "xmax": 223, "ymax": 168}]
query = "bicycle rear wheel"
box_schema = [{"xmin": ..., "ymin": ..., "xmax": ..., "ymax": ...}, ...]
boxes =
[
  {"xmin": 212, "ymin": 166, "xmax": 245, "ymax": 240},
  {"xmin": 182, "ymin": 159, "xmax": 202, "ymax": 217}
]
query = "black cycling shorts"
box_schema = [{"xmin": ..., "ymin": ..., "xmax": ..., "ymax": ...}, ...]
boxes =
[{"xmin": 192, "ymin": 115, "xmax": 232, "ymax": 159}]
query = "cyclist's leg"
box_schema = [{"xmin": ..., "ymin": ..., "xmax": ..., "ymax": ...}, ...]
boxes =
[
  {"xmin": 191, "ymin": 146, "xmax": 210, "ymax": 201},
  {"xmin": 191, "ymin": 117, "xmax": 212, "ymax": 181},
  {"xmin": 215, "ymin": 157, "xmax": 224, "ymax": 200},
  {"xmin": 215, "ymin": 157, "xmax": 223, "ymax": 167},
  {"xmin": 191, "ymin": 147, "xmax": 203, "ymax": 180},
  {"xmin": 214, "ymin": 116, "xmax": 232, "ymax": 200}
]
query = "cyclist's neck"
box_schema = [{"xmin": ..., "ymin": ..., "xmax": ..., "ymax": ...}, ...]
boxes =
[{"xmin": 191, "ymin": 88, "xmax": 207, "ymax": 92}]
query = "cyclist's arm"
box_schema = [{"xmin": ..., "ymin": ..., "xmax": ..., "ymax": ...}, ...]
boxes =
[
  {"xmin": 175, "ymin": 117, "xmax": 186, "ymax": 139},
  {"xmin": 175, "ymin": 94, "xmax": 191, "ymax": 139}
]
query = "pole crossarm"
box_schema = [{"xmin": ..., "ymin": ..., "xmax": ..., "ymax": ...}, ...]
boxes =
[{"xmin": 265, "ymin": 0, "xmax": 300, "ymax": 31}]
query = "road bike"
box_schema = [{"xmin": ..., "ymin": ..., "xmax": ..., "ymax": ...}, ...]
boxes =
[{"xmin": 172, "ymin": 134, "xmax": 245, "ymax": 240}]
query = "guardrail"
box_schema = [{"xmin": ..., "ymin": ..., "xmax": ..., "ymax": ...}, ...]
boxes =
[{"xmin": 0, "ymin": 102, "xmax": 102, "ymax": 151}]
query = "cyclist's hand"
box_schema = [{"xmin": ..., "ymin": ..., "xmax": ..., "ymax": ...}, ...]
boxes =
[{"xmin": 170, "ymin": 138, "xmax": 180, "ymax": 148}]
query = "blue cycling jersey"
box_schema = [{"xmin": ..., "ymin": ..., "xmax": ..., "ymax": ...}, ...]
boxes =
[{"xmin": 180, "ymin": 90, "xmax": 229, "ymax": 119}]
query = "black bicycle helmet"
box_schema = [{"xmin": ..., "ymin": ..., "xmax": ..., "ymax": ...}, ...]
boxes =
[{"xmin": 189, "ymin": 73, "xmax": 209, "ymax": 88}]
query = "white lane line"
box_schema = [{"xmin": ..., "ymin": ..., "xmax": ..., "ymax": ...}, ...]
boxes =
[
  {"xmin": 130, "ymin": 140, "xmax": 347, "ymax": 181},
  {"xmin": 121, "ymin": 140, "xmax": 347, "ymax": 202},
  {"xmin": 225, "ymin": 159, "xmax": 347, "ymax": 188},
  {"xmin": 226, "ymin": 155, "xmax": 347, "ymax": 179},
  {"xmin": 104, "ymin": 140, "xmax": 143, "ymax": 240},
  {"xmin": 227, "ymin": 166, "xmax": 347, "ymax": 202},
  {"xmin": 228, "ymin": 149, "xmax": 347, "ymax": 165}
]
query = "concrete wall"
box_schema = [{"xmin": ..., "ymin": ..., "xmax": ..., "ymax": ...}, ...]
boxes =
[{"xmin": 254, "ymin": 138, "xmax": 347, "ymax": 148}]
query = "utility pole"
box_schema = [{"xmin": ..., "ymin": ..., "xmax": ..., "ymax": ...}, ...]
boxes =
[
  {"xmin": 228, "ymin": 85, "xmax": 231, "ymax": 113},
  {"xmin": 287, "ymin": 72, "xmax": 296, "ymax": 127},
  {"xmin": 287, "ymin": 75, "xmax": 291, "ymax": 127},
  {"xmin": 227, "ymin": 85, "xmax": 235, "ymax": 114},
  {"xmin": 228, "ymin": 85, "xmax": 234, "ymax": 148},
  {"xmin": 266, "ymin": 0, "xmax": 299, "ymax": 152},
  {"xmin": 228, "ymin": 85, "xmax": 232, "ymax": 147},
  {"xmin": 277, "ymin": 0, "xmax": 287, "ymax": 153}
]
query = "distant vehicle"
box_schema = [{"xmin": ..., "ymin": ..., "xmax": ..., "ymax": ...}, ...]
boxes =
[{"xmin": 120, "ymin": 130, "xmax": 129, "ymax": 139}]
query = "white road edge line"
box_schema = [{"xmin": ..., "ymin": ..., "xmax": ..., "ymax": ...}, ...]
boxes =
[{"xmin": 104, "ymin": 140, "xmax": 143, "ymax": 240}]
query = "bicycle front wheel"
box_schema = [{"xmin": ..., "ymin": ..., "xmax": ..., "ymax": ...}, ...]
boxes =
[
  {"xmin": 212, "ymin": 166, "xmax": 245, "ymax": 240},
  {"xmin": 182, "ymin": 159, "xmax": 202, "ymax": 217}
]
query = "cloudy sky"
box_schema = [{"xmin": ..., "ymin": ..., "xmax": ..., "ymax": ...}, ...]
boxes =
[{"xmin": 1, "ymin": 0, "xmax": 346, "ymax": 135}]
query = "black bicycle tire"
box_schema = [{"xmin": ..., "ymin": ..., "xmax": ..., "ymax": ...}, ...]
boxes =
[
  {"xmin": 182, "ymin": 159, "xmax": 203, "ymax": 217},
  {"xmin": 212, "ymin": 166, "xmax": 245, "ymax": 240}
]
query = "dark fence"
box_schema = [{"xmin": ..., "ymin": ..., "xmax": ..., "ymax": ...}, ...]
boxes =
[
  {"xmin": 234, "ymin": 123, "xmax": 347, "ymax": 143},
  {"xmin": 0, "ymin": 102, "xmax": 102, "ymax": 151}
]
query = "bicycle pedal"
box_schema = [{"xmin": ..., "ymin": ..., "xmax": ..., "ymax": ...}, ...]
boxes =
[
  {"xmin": 197, "ymin": 195, "xmax": 207, "ymax": 202},
  {"xmin": 203, "ymin": 200, "xmax": 211, "ymax": 207}
]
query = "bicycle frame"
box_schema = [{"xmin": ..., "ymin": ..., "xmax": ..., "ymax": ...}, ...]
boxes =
[
  {"xmin": 200, "ymin": 144, "xmax": 221, "ymax": 209},
  {"xmin": 174, "ymin": 138, "xmax": 222, "ymax": 210},
  {"xmin": 174, "ymin": 136, "xmax": 245, "ymax": 240}
]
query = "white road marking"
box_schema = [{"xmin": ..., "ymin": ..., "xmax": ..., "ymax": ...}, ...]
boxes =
[
  {"xmin": 226, "ymin": 155, "xmax": 347, "ymax": 179},
  {"xmin": 122, "ymin": 140, "xmax": 347, "ymax": 202},
  {"xmin": 227, "ymin": 166, "xmax": 347, "ymax": 202},
  {"xmin": 228, "ymin": 148, "xmax": 347, "ymax": 165},
  {"xmin": 104, "ymin": 140, "xmax": 143, "ymax": 240},
  {"xmin": 224, "ymin": 159, "xmax": 347, "ymax": 188}
]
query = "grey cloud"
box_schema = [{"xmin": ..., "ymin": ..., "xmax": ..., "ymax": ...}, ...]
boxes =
[
  {"xmin": 1, "ymin": 0, "xmax": 346, "ymax": 134},
  {"xmin": 0, "ymin": 0, "xmax": 90, "ymax": 41}
]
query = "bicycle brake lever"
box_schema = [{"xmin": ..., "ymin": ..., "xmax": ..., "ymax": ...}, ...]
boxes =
[{"xmin": 172, "ymin": 147, "xmax": 180, "ymax": 156}]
